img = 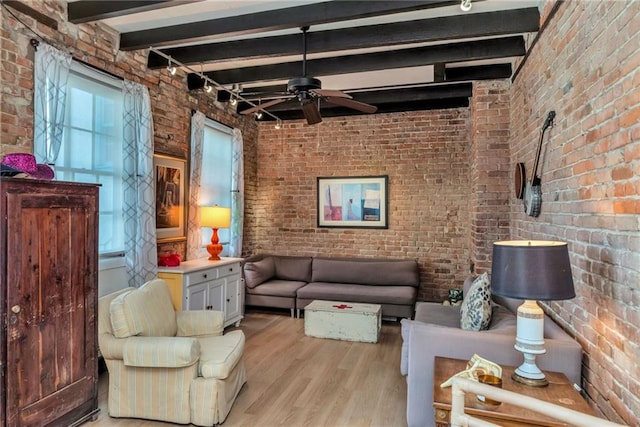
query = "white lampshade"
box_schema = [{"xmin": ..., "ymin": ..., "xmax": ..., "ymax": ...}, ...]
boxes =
[{"xmin": 200, "ymin": 206, "xmax": 231, "ymax": 228}]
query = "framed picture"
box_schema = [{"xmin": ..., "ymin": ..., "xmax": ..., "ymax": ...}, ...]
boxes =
[
  {"xmin": 317, "ymin": 175, "xmax": 388, "ymax": 228},
  {"xmin": 154, "ymin": 154, "xmax": 186, "ymax": 240}
]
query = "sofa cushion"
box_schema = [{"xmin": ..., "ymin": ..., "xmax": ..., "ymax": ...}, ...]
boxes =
[
  {"xmin": 274, "ymin": 256, "xmax": 312, "ymax": 282},
  {"xmin": 244, "ymin": 257, "xmax": 276, "ymax": 288},
  {"xmin": 297, "ymin": 282, "xmax": 417, "ymax": 305},
  {"xmin": 198, "ymin": 330, "xmax": 245, "ymax": 380},
  {"xmin": 311, "ymin": 257, "xmax": 419, "ymax": 286},
  {"xmin": 245, "ymin": 279, "xmax": 307, "ymax": 297},
  {"xmin": 414, "ymin": 302, "xmax": 461, "ymax": 328},
  {"xmin": 460, "ymin": 273, "xmax": 492, "ymax": 331},
  {"xmin": 110, "ymin": 279, "xmax": 178, "ymax": 338}
]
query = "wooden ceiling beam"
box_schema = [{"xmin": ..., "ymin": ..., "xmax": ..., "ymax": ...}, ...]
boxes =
[
  {"xmin": 67, "ymin": 1, "xmax": 193, "ymax": 24},
  {"xmin": 200, "ymin": 36, "xmax": 525, "ymax": 86},
  {"xmin": 121, "ymin": 0, "xmax": 459, "ymax": 50},
  {"xmin": 148, "ymin": 8, "xmax": 539, "ymax": 68}
]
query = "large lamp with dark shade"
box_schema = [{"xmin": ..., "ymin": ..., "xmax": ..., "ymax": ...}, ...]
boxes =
[{"xmin": 491, "ymin": 240, "xmax": 575, "ymax": 387}]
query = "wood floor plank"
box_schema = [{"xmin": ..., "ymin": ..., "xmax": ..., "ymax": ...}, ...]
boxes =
[{"xmin": 93, "ymin": 310, "xmax": 408, "ymax": 426}]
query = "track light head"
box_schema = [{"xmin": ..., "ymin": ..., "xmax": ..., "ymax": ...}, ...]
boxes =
[
  {"xmin": 167, "ymin": 58, "xmax": 177, "ymax": 75},
  {"xmin": 460, "ymin": 0, "xmax": 472, "ymax": 11},
  {"xmin": 256, "ymin": 111, "xmax": 263, "ymax": 119},
  {"xmin": 230, "ymin": 97, "xmax": 237, "ymax": 106},
  {"xmin": 275, "ymin": 121, "xmax": 282, "ymax": 129},
  {"xmin": 204, "ymin": 83, "xmax": 213, "ymax": 93}
]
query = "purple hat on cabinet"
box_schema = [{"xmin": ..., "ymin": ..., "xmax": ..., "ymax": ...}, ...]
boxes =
[{"xmin": 1, "ymin": 153, "xmax": 55, "ymax": 180}]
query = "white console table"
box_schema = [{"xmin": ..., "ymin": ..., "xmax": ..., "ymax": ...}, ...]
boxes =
[{"xmin": 158, "ymin": 257, "xmax": 244, "ymax": 327}]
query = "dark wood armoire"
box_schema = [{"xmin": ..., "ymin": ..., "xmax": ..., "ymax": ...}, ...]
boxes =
[{"xmin": 0, "ymin": 178, "xmax": 100, "ymax": 426}]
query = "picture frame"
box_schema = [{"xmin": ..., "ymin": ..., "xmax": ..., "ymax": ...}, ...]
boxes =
[
  {"xmin": 317, "ymin": 175, "xmax": 388, "ymax": 228},
  {"xmin": 154, "ymin": 154, "xmax": 186, "ymax": 241}
]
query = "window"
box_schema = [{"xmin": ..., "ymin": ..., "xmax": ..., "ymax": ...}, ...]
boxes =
[
  {"xmin": 200, "ymin": 119, "xmax": 233, "ymax": 255},
  {"xmin": 56, "ymin": 62, "xmax": 125, "ymax": 255}
]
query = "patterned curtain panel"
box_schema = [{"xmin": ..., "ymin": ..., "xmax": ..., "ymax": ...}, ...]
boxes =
[
  {"xmin": 122, "ymin": 80, "xmax": 158, "ymax": 286},
  {"xmin": 229, "ymin": 128, "xmax": 245, "ymax": 257},
  {"xmin": 186, "ymin": 111, "xmax": 206, "ymax": 260},
  {"xmin": 33, "ymin": 43, "xmax": 72, "ymax": 166}
]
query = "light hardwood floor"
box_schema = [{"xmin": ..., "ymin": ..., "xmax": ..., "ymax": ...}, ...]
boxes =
[{"xmin": 94, "ymin": 310, "xmax": 408, "ymax": 426}]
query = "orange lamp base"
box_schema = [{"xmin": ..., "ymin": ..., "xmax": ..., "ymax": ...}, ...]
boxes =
[{"xmin": 206, "ymin": 228, "xmax": 223, "ymax": 261}]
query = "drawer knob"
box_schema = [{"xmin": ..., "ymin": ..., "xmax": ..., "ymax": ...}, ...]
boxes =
[
  {"xmin": 203, "ymin": 274, "xmax": 208, "ymax": 278},
  {"xmin": 11, "ymin": 305, "xmax": 20, "ymax": 314},
  {"xmin": 229, "ymin": 267, "xmax": 234, "ymax": 272}
]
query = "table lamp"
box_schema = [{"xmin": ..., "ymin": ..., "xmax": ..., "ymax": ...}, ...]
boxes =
[
  {"xmin": 490, "ymin": 240, "xmax": 575, "ymax": 387},
  {"xmin": 200, "ymin": 205, "xmax": 231, "ymax": 260}
]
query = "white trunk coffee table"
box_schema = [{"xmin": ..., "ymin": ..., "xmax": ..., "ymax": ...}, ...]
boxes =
[{"xmin": 304, "ymin": 300, "xmax": 382, "ymax": 343}]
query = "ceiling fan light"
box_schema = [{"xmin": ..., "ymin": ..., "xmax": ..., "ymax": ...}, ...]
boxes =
[{"xmin": 460, "ymin": 0, "xmax": 472, "ymax": 12}]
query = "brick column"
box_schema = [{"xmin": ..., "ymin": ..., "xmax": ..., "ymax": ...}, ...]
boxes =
[{"xmin": 469, "ymin": 80, "xmax": 511, "ymax": 273}]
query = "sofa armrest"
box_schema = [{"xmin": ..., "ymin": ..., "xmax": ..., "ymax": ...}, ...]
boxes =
[
  {"xmin": 176, "ymin": 310, "xmax": 224, "ymax": 337},
  {"xmin": 402, "ymin": 320, "xmax": 582, "ymax": 427},
  {"xmin": 122, "ymin": 336, "xmax": 200, "ymax": 368}
]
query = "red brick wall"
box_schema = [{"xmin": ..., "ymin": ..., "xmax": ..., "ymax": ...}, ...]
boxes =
[
  {"xmin": 469, "ymin": 80, "xmax": 511, "ymax": 273},
  {"xmin": 0, "ymin": 0, "xmax": 258, "ymax": 260},
  {"xmin": 510, "ymin": 1, "xmax": 639, "ymax": 423},
  {"xmin": 256, "ymin": 111, "xmax": 473, "ymax": 301}
]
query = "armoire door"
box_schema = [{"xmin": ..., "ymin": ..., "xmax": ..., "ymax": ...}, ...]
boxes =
[{"xmin": 4, "ymin": 182, "xmax": 98, "ymax": 426}]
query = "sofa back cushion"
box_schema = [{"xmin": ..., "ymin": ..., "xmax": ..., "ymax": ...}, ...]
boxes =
[
  {"xmin": 311, "ymin": 257, "xmax": 419, "ymax": 286},
  {"xmin": 110, "ymin": 279, "xmax": 178, "ymax": 338},
  {"xmin": 274, "ymin": 256, "xmax": 312, "ymax": 282},
  {"xmin": 243, "ymin": 257, "xmax": 276, "ymax": 288}
]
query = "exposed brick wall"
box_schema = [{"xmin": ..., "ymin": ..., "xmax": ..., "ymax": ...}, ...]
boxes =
[
  {"xmin": 0, "ymin": 0, "xmax": 258, "ymax": 261},
  {"xmin": 469, "ymin": 80, "xmax": 511, "ymax": 273},
  {"xmin": 256, "ymin": 111, "xmax": 473, "ymax": 301},
  {"xmin": 510, "ymin": 1, "xmax": 639, "ymax": 424}
]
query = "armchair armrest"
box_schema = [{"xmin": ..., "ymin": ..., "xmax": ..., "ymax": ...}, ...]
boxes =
[
  {"xmin": 122, "ymin": 336, "xmax": 200, "ymax": 368},
  {"xmin": 176, "ymin": 310, "xmax": 224, "ymax": 337}
]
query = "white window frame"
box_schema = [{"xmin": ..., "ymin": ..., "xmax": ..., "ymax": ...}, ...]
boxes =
[{"xmin": 56, "ymin": 61, "xmax": 125, "ymax": 261}]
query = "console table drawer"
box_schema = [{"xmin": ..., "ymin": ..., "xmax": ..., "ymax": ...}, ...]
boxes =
[{"xmin": 185, "ymin": 269, "xmax": 217, "ymax": 286}]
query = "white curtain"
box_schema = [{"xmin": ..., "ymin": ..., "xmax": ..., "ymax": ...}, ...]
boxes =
[
  {"xmin": 33, "ymin": 43, "xmax": 72, "ymax": 166},
  {"xmin": 229, "ymin": 128, "xmax": 244, "ymax": 257},
  {"xmin": 186, "ymin": 111, "xmax": 206, "ymax": 260},
  {"xmin": 122, "ymin": 80, "xmax": 158, "ymax": 286}
]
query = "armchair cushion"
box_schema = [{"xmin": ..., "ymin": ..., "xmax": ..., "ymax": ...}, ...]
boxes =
[
  {"xmin": 122, "ymin": 336, "xmax": 200, "ymax": 368},
  {"xmin": 110, "ymin": 279, "xmax": 178, "ymax": 338},
  {"xmin": 176, "ymin": 310, "xmax": 224, "ymax": 337},
  {"xmin": 199, "ymin": 330, "xmax": 245, "ymax": 380}
]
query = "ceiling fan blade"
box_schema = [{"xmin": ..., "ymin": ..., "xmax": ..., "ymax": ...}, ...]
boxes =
[
  {"xmin": 311, "ymin": 89, "xmax": 352, "ymax": 99},
  {"xmin": 325, "ymin": 96, "xmax": 378, "ymax": 114},
  {"xmin": 301, "ymin": 100, "xmax": 322, "ymax": 125},
  {"xmin": 240, "ymin": 98, "xmax": 287, "ymax": 115}
]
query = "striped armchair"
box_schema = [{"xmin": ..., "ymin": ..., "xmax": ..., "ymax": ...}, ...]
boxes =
[{"xmin": 98, "ymin": 279, "xmax": 247, "ymax": 426}]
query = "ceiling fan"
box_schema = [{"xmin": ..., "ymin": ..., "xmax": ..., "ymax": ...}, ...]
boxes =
[{"xmin": 240, "ymin": 26, "xmax": 377, "ymax": 125}]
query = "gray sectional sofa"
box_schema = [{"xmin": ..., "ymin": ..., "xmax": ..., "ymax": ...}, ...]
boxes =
[
  {"xmin": 400, "ymin": 276, "xmax": 583, "ymax": 427},
  {"xmin": 243, "ymin": 254, "xmax": 420, "ymax": 318}
]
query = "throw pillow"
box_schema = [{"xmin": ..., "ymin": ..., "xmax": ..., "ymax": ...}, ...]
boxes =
[
  {"xmin": 243, "ymin": 257, "xmax": 275, "ymax": 288},
  {"xmin": 460, "ymin": 272, "xmax": 492, "ymax": 331}
]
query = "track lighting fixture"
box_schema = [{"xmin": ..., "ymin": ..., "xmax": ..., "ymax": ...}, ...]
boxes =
[
  {"xmin": 166, "ymin": 58, "xmax": 177, "ymax": 75},
  {"xmin": 150, "ymin": 47, "xmax": 281, "ymax": 123},
  {"xmin": 460, "ymin": 0, "xmax": 472, "ymax": 11},
  {"xmin": 274, "ymin": 121, "xmax": 282, "ymax": 130}
]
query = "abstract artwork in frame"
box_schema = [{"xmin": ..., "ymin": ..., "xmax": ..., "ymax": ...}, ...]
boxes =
[
  {"xmin": 154, "ymin": 154, "xmax": 186, "ymax": 241},
  {"xmin": 317, "ymin": 175, "xmax": 388, "ymax": 228}
]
